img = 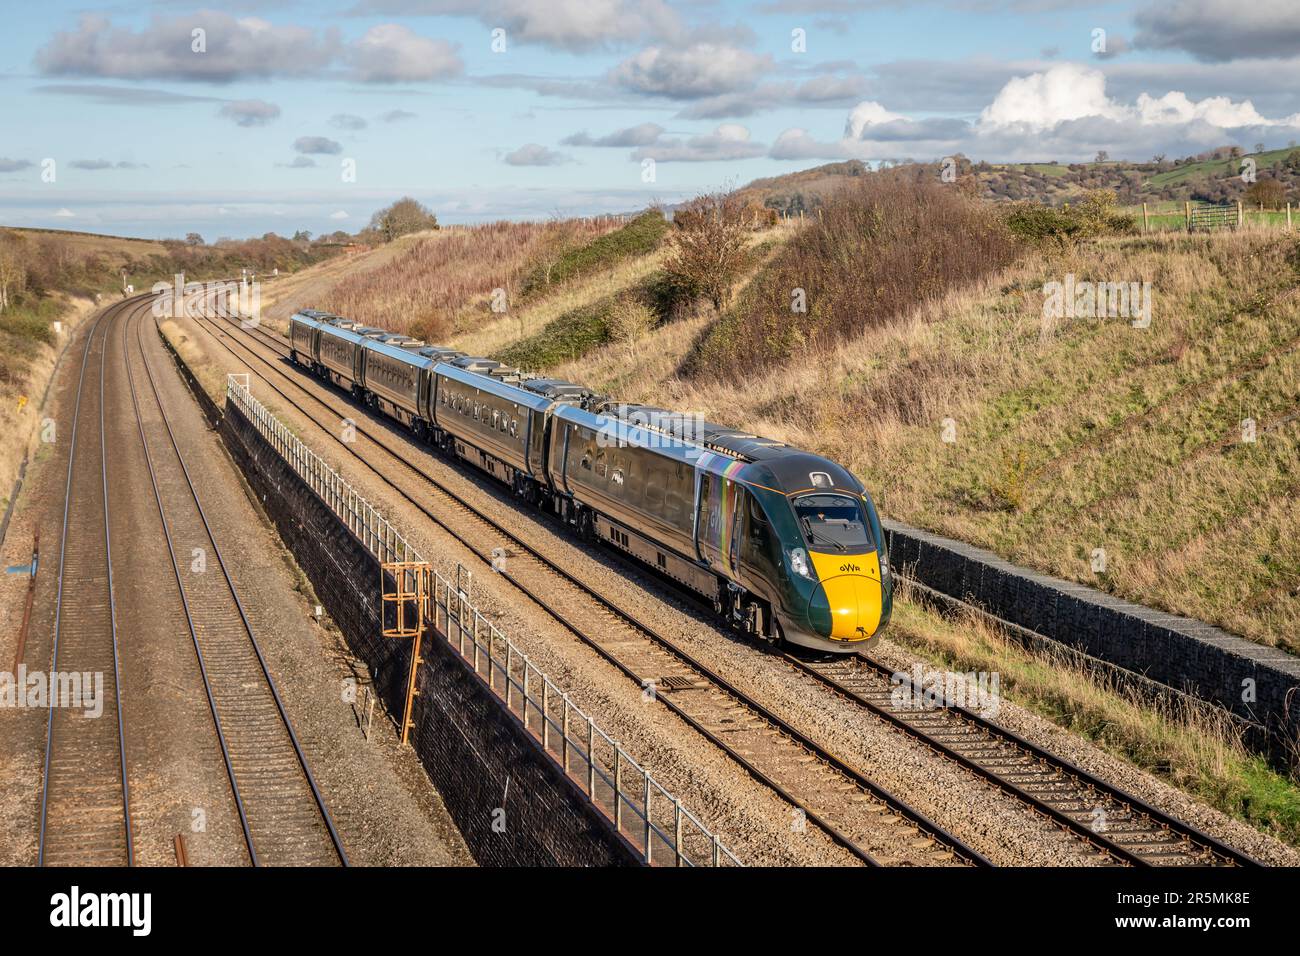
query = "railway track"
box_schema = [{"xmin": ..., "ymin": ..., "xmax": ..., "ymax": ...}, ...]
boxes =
[
  {"xmin": 208, "ymin": 305, "xmax": 1263, "ymax": 869},
  {"xmin": 38, "ymin": 297, "xmax": 136, "ymax": 867},
  {"xmin": 788, "ymin": 655, "xmax": 1258, "ymax": 867},
  {"xmin": 187, "ymin": 299, "xmax": 987, "ymax": 866},
  {"xmin": 123, "ymin": 304, "xmax": 346, "ymax": 866}
]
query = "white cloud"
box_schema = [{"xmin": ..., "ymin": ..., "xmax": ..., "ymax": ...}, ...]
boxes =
[
  {"xmin": 294, "ymin": 136, "xmax": 343, "ymax": 155},
  {"xmin": 349, "ymin": 24, "xmax": 462, "ymax": 82},
  {"xmin": 844, "ymin": 101, "xmax": 906, "ymax": 138},
  {"xmin": 633, "ymin": 123, "xmax": 765, "ymax": 162},
  {"xmin": 610, "ymin": 43, "xmax": 771, "ymax": 99},
  {"xmin": 329, "ymin": 210, "xmax": 350, "ymax": 219},
  {"xmin": 348, "ymin": 0, "xmax": 682, "ymax": 52},
  {"xmin": 503, "ymin": 143, "xmax": 572, "ymax": 166},
  {"xmin": 219, "ymin": 99, "xmax": 281, "ymax": 127},
  {"xmin": 53, "ymin": 208, "xmax": 75, "ymax": 218},
  {"xmin": 36, "ymin": 14, "xmax": 462, "ymax": 85},
  {"xmin": 977, "ymin": 64, "xmax": 1124, "ymax": 131},
  {"xmin": 562, "ymin": 122, "xmax": 665, "ymax": 147},
  {"xmin": 37, "ymin": 13, "xmax": 337, "ymax": 82},
  {"xmin": 772, "ymin": 63, "xmax": 1300, "ymax": 164}
]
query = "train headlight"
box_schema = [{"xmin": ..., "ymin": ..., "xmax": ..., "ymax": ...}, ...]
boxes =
[{"xmin": 789, "ymin": 547, "xmax": 813, "ymax": 580}]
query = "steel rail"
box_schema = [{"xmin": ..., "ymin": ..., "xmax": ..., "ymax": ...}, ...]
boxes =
[
  {"xmin": 38, "ymin": 294, "xmax": 143, "ymax": 866},
  {"xmin": 191, "ymin": 303, "xmax": 988, "ymax": 867},
  {"xmin": 788, "ymin": 651, "xmax": 1258, "ymax": 866},
  {"xmin": 136, "ymin": 304, "xmax": 348, "ymax": 866},
  {"xmin": 120, "ymin": 299, "xmax": 261, "ymax": 864}
]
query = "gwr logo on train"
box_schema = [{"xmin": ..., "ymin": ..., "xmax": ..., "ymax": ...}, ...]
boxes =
[{"xmin": 289, "ymin": 309, "xmax": 894, "ymax": 653}]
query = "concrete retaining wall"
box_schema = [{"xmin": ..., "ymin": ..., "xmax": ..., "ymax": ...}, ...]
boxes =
[{"xmin": 885, "ymin": 519, "xmax": 1300, "ymax": 756}]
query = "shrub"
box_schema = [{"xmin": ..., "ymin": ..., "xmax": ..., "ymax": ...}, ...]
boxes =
[
  {"xmin": 1006, "ymin": 189, "xmax": 1137, "ymax": 246},
  {"xmin": 663, "ymin": 191, "xmax": 751, "ymax": 311},
  {"xmin": 685, "ymin": 171, "xmax": 1021, "ymax": 381},
  {"xmin": 519, "ymin": 209, "xmax": 668, "ymax": 297}
]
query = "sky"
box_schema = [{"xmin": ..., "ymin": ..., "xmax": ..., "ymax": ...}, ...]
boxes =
[{"xmin": 1, "ymin": 0, "xmax": 1298, "ymax": 240}]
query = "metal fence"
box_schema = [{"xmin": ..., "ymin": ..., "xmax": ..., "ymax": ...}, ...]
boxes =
[
  {"xmin": 225, "ymin": 376, "xmax": 740, "ymax": 867},
  {"xmin": 227, "ymin": 376, "xmax": 417, "ymax": 565},
  {"xmin": 1189, "ymin": 202, "xmax": 1238, "ymax": 231}
]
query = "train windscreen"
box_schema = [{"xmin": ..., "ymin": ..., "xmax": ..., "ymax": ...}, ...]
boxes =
[{"xmin": 792, "ymin": 493, "xmax": 875, "ymax": 553}]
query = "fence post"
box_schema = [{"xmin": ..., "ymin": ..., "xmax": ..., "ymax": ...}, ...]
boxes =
[
  {"xmin": 643, "ymin": 770, "xmax": 652, "ymax": 864},
  {"xmin": 1237, "ymin": 200, "xmax": 1243, "ymax": 229},
  {"xmin": 1141, "ymin": 202, "xmax": 1149, "ymax": 233},
  {"xmin": 613, "ymin": 748, "xmax": 622, "ymax": 831},
  {"xmin": 1288, "ymin": 202, "xmax": 1293, "ymax": 232},
  {"xmin": 675, "ymin": 798, "xmax": 684, "ymax": 867},
  {"xmin": 561, "ymin": 695, "xmax": 570, "ymax": 772}
]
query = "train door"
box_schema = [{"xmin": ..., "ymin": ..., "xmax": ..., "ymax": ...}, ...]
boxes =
[{"xmin": 694, "ymin": 467, "xmax": 743, "ymax": 579}]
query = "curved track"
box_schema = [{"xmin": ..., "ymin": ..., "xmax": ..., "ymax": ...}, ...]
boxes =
[
  {"xmin": 38, "ymin": 297, "xmax": 137, "ymax": 867},
  {"xmin": 123, "ymin": 304, "xmax": 347, "ymax": 866},
  {"xmin": 188, "ymin": 301, "xmax": 987, "ymax": 867},
  {"xmin": 790, "ymin": 655, "xmax": 1257, "ymax": 867},
  {"xmin": 36, "ymin": 294, "xmax": 345, "ymax": 866}
]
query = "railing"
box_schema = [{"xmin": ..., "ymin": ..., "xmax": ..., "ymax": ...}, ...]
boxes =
[
  {"xmin": 426, "ymin": 569, "xmax": 741, "ymax": 867},
  {"xmin": 224, "ymin": 376, "xmax": 740, "ymax": 867},
  {"xmin": 227, "ymin": 375, "xmax": 417, "ymax": 565}
]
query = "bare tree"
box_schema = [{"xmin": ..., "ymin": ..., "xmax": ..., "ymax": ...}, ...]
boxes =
[
  {"xmin": 0, "ymin": 243, "xmax": 27, "ymax": 313},
  {"xmin": 664, "ymin": 190, "xmax": 749, "ymax": 312}
]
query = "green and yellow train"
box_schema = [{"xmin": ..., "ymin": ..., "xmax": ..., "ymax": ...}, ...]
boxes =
[{"xmin": 290, "ymin": 309, "xmax": 892, "ymax": 654}]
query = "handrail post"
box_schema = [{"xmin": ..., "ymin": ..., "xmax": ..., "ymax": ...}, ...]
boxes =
[
  {"xmin": 587, "ymin": 718, "xmax": 595, "ymax": 797},
  {"xmin": 674, "ymin": 798, "xmax": 684, "ymax": 867},
  {"xmin": 541, "ymin": 678, "xmax": 549, "ymax": 749},
  {"xmin": 613, "ymin": 747, "xmax": 622, "ymax": 831},
  {"xmin": 643, "ymin": 771, "xmax": 652, "ymax": 864},
  {"xmin": 561, "ymin": 695, "xmax": 570, "ymax": 772}
]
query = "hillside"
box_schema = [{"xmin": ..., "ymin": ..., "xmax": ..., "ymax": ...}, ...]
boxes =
[
  {"xmin": 0, "ymin": 225, "xmax": 343, "ymax": 520},
  {"xmin": 740, "ymin": 148, "xmax": 1300, "ymax": 215}
]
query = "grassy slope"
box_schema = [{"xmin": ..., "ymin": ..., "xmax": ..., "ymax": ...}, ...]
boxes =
[{"xmin": 0, "ymin": 229, "xmax": 171, "ymax": 511}]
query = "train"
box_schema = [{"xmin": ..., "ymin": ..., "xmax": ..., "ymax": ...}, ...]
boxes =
[{"xmin": 289, "ymin": 308, "xmax": 893, "ymax": 654}]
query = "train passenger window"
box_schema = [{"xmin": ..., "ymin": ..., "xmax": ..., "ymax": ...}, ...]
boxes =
[
  {"xmin": 594, "ymin": 450, "xmax": 607, "ymax": 477},
  {"xmin": 580, "ymin": 453, "xmax": 592, "ymax": 470},
  {"xmin": 473, "ymin": 403, "xmax": 481, "ymax": 420},
  {"xmin": 749, "ymin": 494, "xmax": 767, "ymax": 524},
  {"xmin": 611, "ymin": 469, "xmax": 624, "ymax": 486},
  {"xmin": 492, "ymin": 409, "xmax": 500, "ymax": 429},
  {"xmin": 509, "ymin": 419, "xmax": 518, "ymax": 438}
]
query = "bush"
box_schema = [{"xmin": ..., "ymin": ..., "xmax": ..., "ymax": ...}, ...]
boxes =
[
  {"xmin": 605, "ymin": 296, "xmax": 655, "ymax": 355},
  {"xmin": 519, "ymin": 209, "xmax": 668, "ymax": 297},
  {"xmin": 663, "ymin": 191, "xmax": 750, "ymax": 311},
  {"xmin": 685, "ymin": 171, "xmax": 1021, "ymax": 381},
  {"xmin": 1006, "ymin": 189, "xmax": 1137, "ymax": 246},
  {"xmin": 494, "ymin": 299, "xmax": 610, "ymax": 370}
]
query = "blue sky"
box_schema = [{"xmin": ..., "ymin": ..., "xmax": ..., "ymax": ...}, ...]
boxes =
[{"xmin": 1, "ymin": 1, "xmax": 1297, "ymax": 239}]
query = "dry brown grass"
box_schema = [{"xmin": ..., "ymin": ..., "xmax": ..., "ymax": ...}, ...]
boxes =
[
  {"xmin": 0, "ymin": 295, "xmax": 97, "ymax": 514},
  {"xmin": 315, "ymin": 220, "xmax": 615, "ymax": 342}
]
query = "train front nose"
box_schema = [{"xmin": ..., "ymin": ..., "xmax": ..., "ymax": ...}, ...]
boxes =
[{"xmin": 806, "ymin": 554, "xmax": 883, "ymax": 641}]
